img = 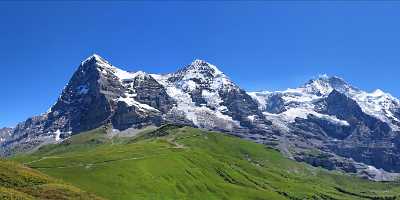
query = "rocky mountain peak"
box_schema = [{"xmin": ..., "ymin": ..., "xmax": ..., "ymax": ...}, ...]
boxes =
[
  {"xmin": 368, "ymin": 89, "xmax": 399, "ymax": 105},
  {"xmin": 131, "ymin": 71, "xmax": 151, "ymax": 80},
  {"xmin": 78, "ymin": 54, "xmax": 130, "ymax": 81}
]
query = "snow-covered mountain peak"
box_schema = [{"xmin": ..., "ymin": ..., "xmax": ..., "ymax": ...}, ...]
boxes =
[
  {"xmin": 89, "ymin": 53, "xmax": 102, "ymax": 60},
  {"xmin": 81, "ymin": 53, "xmax": 109, "ymax": 66},
  {"xmin": 365, "ymin": 89, "xmax": 399, "ymax": 105},
  {"xmin": 79, "ymin": 54, "xmax": 121, "ymax": 77},
  {"xmin": 132, "ymin": 70, "xmax": 146, "ymax": 76},
  {"xmin": 371, "ymin": 89, "xmax": 387, "ymax": 97},
  {"xmin": 249, "ymin": 74, "xmax": 400, "ymax": 132},
  {"xmin": 119, "ymin": 70, "xmax": 150, "ymax": 81},
  {"xmin": 178, "ymin": 59, "xmax": 224, "ymax": 78},
  {"xmin": 302, "ymin": 75, "xmax": 356, "ymax": 96},
  {"xmin": 249, "ymin": 75, "xmax": 356, "ymax": 108},
  {"xmin": 165, "ymin": 60, "xmax": 236, "ymax": 93},
  {"xmin": 79, "ymin": 54, "xmax": 147, "ymax": 83},
  {"xmin": 191, "ymin": 59, "xmax": 209, "ymax": 65}
]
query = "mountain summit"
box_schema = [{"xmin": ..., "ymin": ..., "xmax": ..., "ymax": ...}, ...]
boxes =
[
  {"xmin": 178, "ymin": 59, "xmax": 225, "ymax": 78},
  {"xmin": 2, "ymin": 55, "xmax": 400, "ymax": 181},
  {"xmin": 302, "ymin": 75, "xmax": 356, "ymax": 96}
]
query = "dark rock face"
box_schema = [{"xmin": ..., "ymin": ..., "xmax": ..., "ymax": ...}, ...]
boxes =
[
  {"xmin": 219, "ymin": 88, "xmax": 271, "ymax": 130},
  {"xmin": 323, "ymin": 90, "xmax": 390, "ymax": 133},
  {"xmin": 1, "ymin": 56, "xmax": 121, "ymax": 155},
  {"xmin": 49, "ymin": 75, "xmax": 112, "ymax": 134},
  {"xmin": 329, "ymin": 143, "xmax": 400, "ymax": 172},
  {"xmin": 126, "ymin": 74, "xmax": 175, "ymax": 113},
  {"xmin": 311, "ymin": 90, "xmax": 391, "ymax": 140},
  {"xmin": 294, "ymin": 152, "xmax": 358, "ymax": 173},
  {"xmin": 3, "ymin": 115, "xmax": 51, "ymax": 155},
  {"xmin": 291, "ymin": 116, "xmax": 341, "ymax": 140},
  {"xmin": 111, "ymin": 73, "xmax": 174, "ymax": 130},
  {"xmin": 264, "ymin": 94, "xmax": 286, "ymax": 114},
  {"xmin": 111, "ymin": 102, "xmax": 162, "ymax": 130},
  {"xmin": 287, "ymin": 90, "xmax": 400, "ymax": 174},
  {"xmin": 41, "ymin": 55, "xmax": 129, "ymax": 134}
]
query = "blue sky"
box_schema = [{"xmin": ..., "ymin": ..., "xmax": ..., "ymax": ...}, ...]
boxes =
[{"xmin": 1, "ymin": 1, "xmax": 400, "ymax": 127}]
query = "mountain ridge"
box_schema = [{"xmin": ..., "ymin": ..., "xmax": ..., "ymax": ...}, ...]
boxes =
[{"xmin": 3, "ymin": 54, "xmax": 400, "ymax": 181}]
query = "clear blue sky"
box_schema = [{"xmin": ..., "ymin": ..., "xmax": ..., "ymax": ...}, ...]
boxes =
[{"xmin": 1, "ymin": 1, "xmax": 400, "ymax": 127}]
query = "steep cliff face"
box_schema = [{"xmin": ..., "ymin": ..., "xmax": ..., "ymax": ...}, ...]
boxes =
[{"xmin": 48, "ymin": 55, "xmax": 116, "ymax": 133}]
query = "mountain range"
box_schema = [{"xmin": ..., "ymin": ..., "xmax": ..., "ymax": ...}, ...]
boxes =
[{"xmin": 2, "ymin": 54, "xmax": 400, "ymax": 181}]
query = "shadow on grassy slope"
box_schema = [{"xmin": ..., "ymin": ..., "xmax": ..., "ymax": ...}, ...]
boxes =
[{"xmin": 0, "ymin": 159, "xmax": 104, "ymax": 200}]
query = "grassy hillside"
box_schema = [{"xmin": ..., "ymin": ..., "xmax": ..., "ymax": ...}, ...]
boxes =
[
  {"xmin": 13, "ymin": 125, "xmax": 400, "ymax": 200},
  {"xmin": 0, "ymin": 159, "xmax": 104, "ymax": 200}
]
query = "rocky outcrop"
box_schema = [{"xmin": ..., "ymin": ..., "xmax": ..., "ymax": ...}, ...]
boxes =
[
  {"xmin": 130, "ymin": 73, "xmax": 175, "ymax": 113},
  {"xmin": 0, "ymin": 127, "xmax": 12, "ymax": 144}
]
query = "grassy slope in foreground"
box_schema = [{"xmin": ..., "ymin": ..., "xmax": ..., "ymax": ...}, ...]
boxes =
[
  {"xmin": 0, "ymin": 159, "xmax": 103, "ymax": 200},
  {"xmin": 13, "ymin": 125, "xmax": 400, "ymax": 200}
]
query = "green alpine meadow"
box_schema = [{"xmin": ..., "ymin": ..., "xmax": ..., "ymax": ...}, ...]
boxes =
[{"xmin": 5, "ymin": 125, "xmax": 400, "ymax": 200}]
